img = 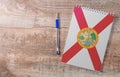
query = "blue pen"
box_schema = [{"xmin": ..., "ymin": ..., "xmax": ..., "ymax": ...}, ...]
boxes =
[{"xmin": 56, "ymin": 13, "xmax": 60, "ymax": 55}]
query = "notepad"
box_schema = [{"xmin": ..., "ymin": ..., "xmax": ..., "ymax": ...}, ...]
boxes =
[{"xmin": 61, "ymin": 5, "xmax": 114, "ymax": 71}]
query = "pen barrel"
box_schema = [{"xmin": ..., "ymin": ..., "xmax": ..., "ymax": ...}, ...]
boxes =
[
  {"xmin": 56, "ymin": 29, "xmax": 60, "ymax": 51},
  {"xmin": 56, "ymin": 18, "xmax": 60, "ymax": 55}
]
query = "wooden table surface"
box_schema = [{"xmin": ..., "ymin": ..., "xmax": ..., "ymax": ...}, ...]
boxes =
[{"xmin": 0, "ymin": 0, "xmax": 119, "ymax": 77}]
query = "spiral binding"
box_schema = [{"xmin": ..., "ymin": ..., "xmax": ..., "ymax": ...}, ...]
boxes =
[{"xmin": 74, "ymin": 5, "xmax": 114, "ymax": 16}]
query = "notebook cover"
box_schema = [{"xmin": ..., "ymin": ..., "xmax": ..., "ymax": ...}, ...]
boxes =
[{"xmin": 61, "ymin": 6, "xmax": 114, "ymax": 71}]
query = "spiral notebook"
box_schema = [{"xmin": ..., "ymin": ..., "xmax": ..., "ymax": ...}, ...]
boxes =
[{"xmin": 61, "ymin": 5, "xmax": 114, "ymax": 71}]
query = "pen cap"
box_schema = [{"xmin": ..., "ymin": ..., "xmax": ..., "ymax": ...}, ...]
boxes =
[
  {"xmin": 56, "ymin": 13, "xmax": 60, "ymax": 28},
  {"xmin": 56, "ymin": 19, "xmax": 59, "ymax": 28}
]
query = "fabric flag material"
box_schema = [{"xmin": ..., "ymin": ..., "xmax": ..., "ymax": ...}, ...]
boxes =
[{"xmin": 61, "ymin": 6, "xmax": 114, "ymax": 71}]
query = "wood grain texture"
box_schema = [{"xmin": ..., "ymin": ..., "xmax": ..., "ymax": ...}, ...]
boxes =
[{"xmin": 0, "ymin": 0, "xmax": 119, "ymax": 77}]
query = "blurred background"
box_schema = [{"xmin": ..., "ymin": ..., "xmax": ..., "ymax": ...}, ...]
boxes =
[{"xmin": 0, "ymin": 0, "xmax": 119, "ymax": 77}]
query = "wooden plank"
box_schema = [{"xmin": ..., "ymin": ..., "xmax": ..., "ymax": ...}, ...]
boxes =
[
  {"xmin": 0, "ymin": 0, "xmax": 120, "ymax": 30},
  {"xmin": 0, "ymin": 28, "xmax": 67, "ymax": 55}
]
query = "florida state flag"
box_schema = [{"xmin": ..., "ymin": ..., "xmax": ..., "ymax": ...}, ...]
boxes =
[{"xmin": 61, "ymin": 6, "xmax": 114, "ymax": 71}]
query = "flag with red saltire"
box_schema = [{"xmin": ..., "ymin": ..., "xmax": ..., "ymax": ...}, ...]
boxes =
[{"xmin": 61, "ymin": 6, "xmax": 114, "ymax": 71}]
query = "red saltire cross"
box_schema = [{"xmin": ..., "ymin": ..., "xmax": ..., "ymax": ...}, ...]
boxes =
[{"xmin": 61, "ymin": 6, "xmax": 114, "ymax": 71}]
